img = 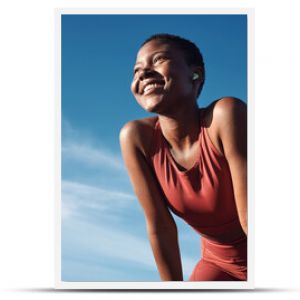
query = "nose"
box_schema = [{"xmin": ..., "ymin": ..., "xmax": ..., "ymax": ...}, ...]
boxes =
[{"xmin": 138, "ymin": 68, "xmax": 156, "ymax": 81}]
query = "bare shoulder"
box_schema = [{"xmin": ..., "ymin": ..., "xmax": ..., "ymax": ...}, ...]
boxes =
[
  {"xmin": 119, "ymin": 116, "xmax": 158, "ymax": 157},
  {"xmin": 202, "ymin": 97, "xmax": 246, "ymax": 127},
  {"xmin": 214, "ymin": 97, "xmax": 246, "ymax": 118},
  {"xmin": 201, "ymin": 97, "xmax": 247, "ymax": 155}
]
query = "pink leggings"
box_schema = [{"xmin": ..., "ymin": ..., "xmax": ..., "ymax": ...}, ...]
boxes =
[{"xmin": 188, "ymin": 236, "xmax": 247, "ymax": 281}]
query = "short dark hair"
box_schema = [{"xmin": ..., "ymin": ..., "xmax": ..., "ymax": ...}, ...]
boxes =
[{"xmin": 142, "ymin": 33, "xmax": 205, "ymax": 97}]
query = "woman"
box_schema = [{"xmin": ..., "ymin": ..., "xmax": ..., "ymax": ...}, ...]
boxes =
[{"xmin": 119, "ymin": 34, "xmax": 247, "ymax": 281}]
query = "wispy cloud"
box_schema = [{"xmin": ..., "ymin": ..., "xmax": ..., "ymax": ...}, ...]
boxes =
[
  {"xmin": 62, "ymin": 142, "xmax": 125, "ymax": 172},
  {"xmin": 63, "ymin": 219, "xmax": 156, "ymax": 270},
  {"xmin": 62, "ymin": 180, "xmax": 135, "ymax": 221},
  {"xmin": 62, "ymin": 118, "xmax": 125, "ymax": 172}
]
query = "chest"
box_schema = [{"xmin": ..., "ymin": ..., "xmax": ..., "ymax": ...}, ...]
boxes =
[
  {"xmin": 168, "ymin": 143, "xmax": 200, "ymax": 172},
  {"xmin": 152, "ymin": 145, "xmax": 238, "ymax": 227}
]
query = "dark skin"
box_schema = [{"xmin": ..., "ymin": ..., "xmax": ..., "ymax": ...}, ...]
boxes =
[{"xmin": 119, "ymin": 39, "xmax": 247, "ymax": 281}]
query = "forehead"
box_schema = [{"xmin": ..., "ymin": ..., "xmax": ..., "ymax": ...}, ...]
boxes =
[{"xmin": 136, "ymin": 39, "xmax": 184, "ymax": 62}]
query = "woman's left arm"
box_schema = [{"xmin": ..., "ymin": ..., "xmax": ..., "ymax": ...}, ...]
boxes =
[{"xmin": 215, "ymin": 97, "xmax": 248, "ymax": 236}]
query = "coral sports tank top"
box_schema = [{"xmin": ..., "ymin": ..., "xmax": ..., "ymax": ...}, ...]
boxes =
[{"xmin": 149, "ymin": 108, "xmax": 243, "ymax": 238}]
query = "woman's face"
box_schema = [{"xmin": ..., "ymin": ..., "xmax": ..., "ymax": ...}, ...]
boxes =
[{"xmin": 131, "ymin": 39, "xmax": 198, "ymax": 114}]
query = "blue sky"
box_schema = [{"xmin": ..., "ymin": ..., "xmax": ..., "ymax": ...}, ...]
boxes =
[{"xmin": 61, "ymin": 14, "xmax": 247, "ymax": 281}]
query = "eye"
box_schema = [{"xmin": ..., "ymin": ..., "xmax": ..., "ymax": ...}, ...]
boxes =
[{"xmin": 153, "ymin": 55, "xmax": 166, "ymax": 64}]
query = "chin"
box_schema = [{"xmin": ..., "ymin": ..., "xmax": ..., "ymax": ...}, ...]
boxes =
[{"xmin": 140, "ymin": 94, "xmax": 165, "ymax": 113}]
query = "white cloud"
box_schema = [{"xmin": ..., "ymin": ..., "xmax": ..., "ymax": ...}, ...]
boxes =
[
  {"xmin": 63, "ymin": 219, "xmax": 156, "ymax": 270},
  {"xmin": 62, "ymin": 118, "xmax": 125, "ymax": 172},
  {"xmin": 62, "ymin": 180, "xmax": 135, "ymax": 220},
  {"xmin": 62, "ymin": 142, "xmax": 125, "ymax": 171}
]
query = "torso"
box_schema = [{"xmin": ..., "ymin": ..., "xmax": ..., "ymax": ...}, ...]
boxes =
[{"xmin": 133, "ymin": 102, "xmax": 245, "ymax": 243}]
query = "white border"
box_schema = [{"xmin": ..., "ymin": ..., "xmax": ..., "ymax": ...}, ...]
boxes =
[{"xmin": 55, "ymin": 8, "xmax": 254, "ymax": 290}]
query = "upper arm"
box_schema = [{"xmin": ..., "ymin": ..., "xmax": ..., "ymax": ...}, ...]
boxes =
[
  {"xmin": 119, "ymin": 121, "xmax": 177, "ymax": 235},
  {"xmin": 214, "ymin": 98, "xmax": 248, "ymax": 232}
]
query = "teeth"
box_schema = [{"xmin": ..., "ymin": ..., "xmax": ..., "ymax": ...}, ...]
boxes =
[{"xmin": 144, "ymin": 83, "xmax": 162, "ymax": 93}]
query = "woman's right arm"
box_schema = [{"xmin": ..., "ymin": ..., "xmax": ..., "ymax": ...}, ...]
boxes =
[{"xmin": 119, "ymin": 120, "xmax": 183, "ymax": 281}]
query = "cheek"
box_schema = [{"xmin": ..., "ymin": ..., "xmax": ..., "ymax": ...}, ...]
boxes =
[
  {"xmin": 130, "ymin": 80, "xmax": 137, "ymax": 95},
  {"xmin": 168, "ymin": 75, "xmax": 190, "ymax": 92}
]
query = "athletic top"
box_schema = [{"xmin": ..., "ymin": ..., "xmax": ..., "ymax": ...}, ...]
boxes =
[{"xmin": 149, "ymin": 108, "xmax": 243, "ymax": 238}]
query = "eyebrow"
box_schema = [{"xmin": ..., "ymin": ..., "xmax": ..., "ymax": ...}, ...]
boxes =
[{"xmin": 134, "ymin": 50, "xmax": 172, "ymax": 68}]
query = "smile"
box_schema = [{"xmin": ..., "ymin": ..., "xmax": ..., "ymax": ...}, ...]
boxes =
[{"xmin": 143, "ymin": 82, "xmax": 164, "ymax": 95}]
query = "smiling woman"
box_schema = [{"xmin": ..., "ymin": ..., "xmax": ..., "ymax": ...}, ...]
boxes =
[
  {"xmin": 120, "ymin": 33, "xmax": 247, "ymax": 281},
  {"xmin": 131, "ymin": 36, "xmax": 204, "ymax": 115}
]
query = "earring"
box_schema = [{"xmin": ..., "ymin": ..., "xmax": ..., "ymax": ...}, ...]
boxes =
[{"xmin": 192, "ymin": 73, "xmax": 199, "ymax": 80}]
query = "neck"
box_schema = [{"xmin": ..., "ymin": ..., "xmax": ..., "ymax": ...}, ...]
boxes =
[{"xmin": 158, "ymin": 104, "xmax": 201, "ymax": 151}]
